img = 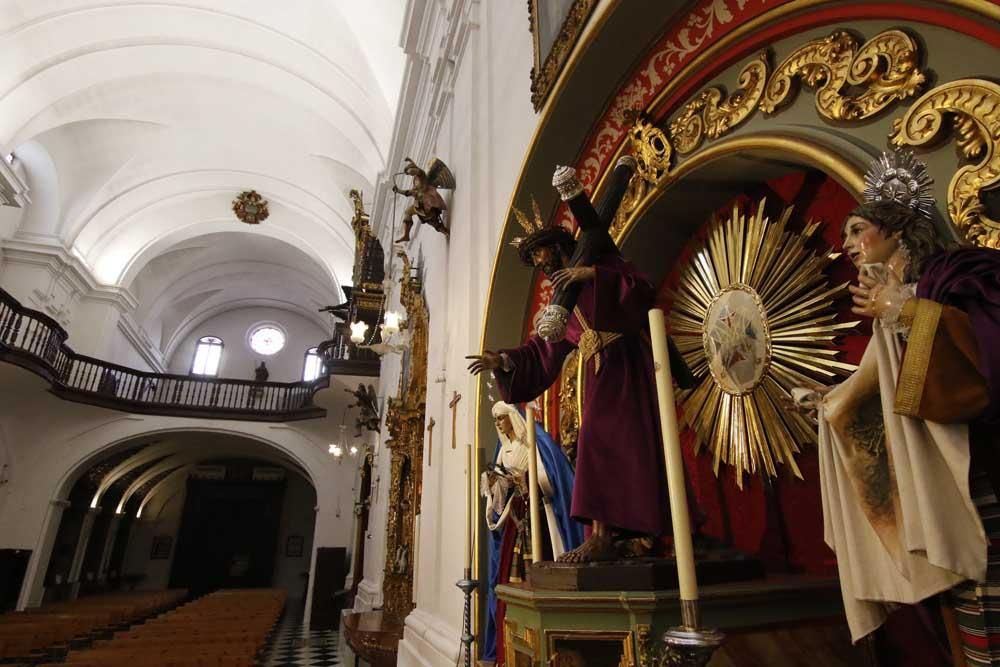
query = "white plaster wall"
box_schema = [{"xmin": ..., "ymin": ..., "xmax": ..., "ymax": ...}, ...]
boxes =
[
  {"xmin": 0, "ymin": 366, "xmax": 355, "ymax": 619},
  {"xmin": 166, "ymin": 307, "xmax": 329, "ymax": 383},
  {"xmin": 353, "ymin": 1, "xmax": 539, "ymax": 665},
  {"xmin": 122, "ymin": 488, "xmax": 186, "ymax": 590}
]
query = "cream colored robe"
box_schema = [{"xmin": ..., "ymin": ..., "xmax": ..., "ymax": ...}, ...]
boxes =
[{"xmin": 818, "ymin": 321, "xmax": 987, "ymax": 641}]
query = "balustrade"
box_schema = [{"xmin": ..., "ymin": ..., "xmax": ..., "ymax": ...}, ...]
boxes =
[{"xmin": 0, "ymin": 289, "xmax": 337, "ymax": 422}]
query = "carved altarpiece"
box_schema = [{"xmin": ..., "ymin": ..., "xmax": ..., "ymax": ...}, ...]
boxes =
[{"xmin": 380, "ymin": 252, "xmax": 427, "ymax": 622}]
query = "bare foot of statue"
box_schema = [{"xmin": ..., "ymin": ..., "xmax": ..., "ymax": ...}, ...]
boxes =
[
  {"xmin": 616, "ymin": 536, "xmax": 654, "ymax": 559},
  {"xmin": 556, "ymin": 532, "xmax": 616, "ymax": 563}
]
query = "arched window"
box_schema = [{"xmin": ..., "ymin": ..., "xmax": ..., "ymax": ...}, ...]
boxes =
[
  {"xmin": 191, "ymin": 336, "xmax": 223, "ymax": 375},
  {"xmin": 302, "ymin": 347, "xmax": 324, "ymax": 381}
]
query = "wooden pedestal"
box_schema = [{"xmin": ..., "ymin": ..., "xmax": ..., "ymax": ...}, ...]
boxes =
[{"xmin": 496, "ymin": 575, "xmax": 872, "ymax": 666}]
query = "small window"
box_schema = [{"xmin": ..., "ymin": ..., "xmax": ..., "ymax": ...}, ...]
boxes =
[
  {"xmin": 191, "ymin": 336, "xmax": 223, "ymax": 375},
  {"xmin": 303, "ymin": 347, "xmax": 324, "ymax": 381},
  {"xmin": 249, "ymin": 325, "xmax": 286, "ymax": 355}
]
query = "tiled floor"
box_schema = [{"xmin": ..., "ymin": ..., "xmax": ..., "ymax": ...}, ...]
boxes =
[{"xmin": 260, "ymin": 611, "xmax": 342, "ymax": 667}]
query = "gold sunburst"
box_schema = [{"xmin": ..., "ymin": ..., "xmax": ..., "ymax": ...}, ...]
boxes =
[{"xmin": 668, "ymin": 198, "xmax": 857, "ymax": 487}]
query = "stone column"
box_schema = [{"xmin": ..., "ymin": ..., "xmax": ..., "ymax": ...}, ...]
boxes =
[
  {"xmin": 19, "ymin": 498, "xmax": 70, "ymax": 609},
  {"xmin": 68, "ymin": 507, "xmax": 99, "ymax": 599},
  {"xmin": 97, "ymin": 515, "xmax": 122, "ymax": 582}
]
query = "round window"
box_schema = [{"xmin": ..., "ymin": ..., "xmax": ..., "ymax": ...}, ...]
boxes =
[{"xmin": 248, "ymin": 325, "xmax": 286, "ymax": 355}]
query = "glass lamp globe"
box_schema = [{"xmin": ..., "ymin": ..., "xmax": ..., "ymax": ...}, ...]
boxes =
[
  {"xmin": 349, "ymin": 321, "xmax": 368, "ymax": 344},
  {"xmin": 382, "ymin": 311, "xmax": 403, "ymax": 336}
]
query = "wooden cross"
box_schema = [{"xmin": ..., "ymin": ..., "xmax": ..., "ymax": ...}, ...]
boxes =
[
  {"xmin": 426, "ymin": 417, "xmax": 436, "ymax": 467},
  {"xmin": 449, "ymin": 391, "xmax": 462, "ymax": 450}
]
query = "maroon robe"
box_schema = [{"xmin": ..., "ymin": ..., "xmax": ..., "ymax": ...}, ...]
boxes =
[{"xmin": 494, "ymin": 254, "xmax": 670, "ymax": 536}]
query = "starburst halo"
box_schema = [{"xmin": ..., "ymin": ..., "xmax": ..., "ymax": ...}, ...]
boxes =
[{"xmin": 668, "ymin": 198, "xmax": 858, "ymax": 487}]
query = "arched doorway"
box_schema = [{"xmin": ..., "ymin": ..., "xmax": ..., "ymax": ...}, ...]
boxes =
[{"xmin": 33, "ymin": 432, "xmax": 326, "ymax": 608}]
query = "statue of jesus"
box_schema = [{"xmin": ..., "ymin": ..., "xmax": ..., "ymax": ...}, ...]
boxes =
[{"xmin": 469, "ymin": 159, "xmax": 691, "ymax": 563}]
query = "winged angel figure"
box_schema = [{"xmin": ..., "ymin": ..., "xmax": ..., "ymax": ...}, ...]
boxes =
[{"xmin": 392, "ymin": 157, "xmax": 456, "ymax": 243}]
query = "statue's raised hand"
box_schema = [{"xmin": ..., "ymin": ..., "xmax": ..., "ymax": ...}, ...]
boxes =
[
  {"xmin": 550, "ymin": 266, "xmax": 596, "ymax": 291},
  {"xmin": 466, "ymin": 351, "xmax": 501, "ymax": 375}
]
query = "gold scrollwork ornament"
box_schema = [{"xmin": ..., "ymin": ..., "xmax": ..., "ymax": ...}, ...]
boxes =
[
  {"xmin": 761, "ymin": 29, "xmax": 925, "ymax": 121},
  {"xmin": 891, "ymin": 78, "xmax": 1000, "ymax": 249},
  {"xmin": 628, "ymin": 117, "xmax": 673, "ymax": 184},
  {"xmin": 671, "ymin": 53, "xmax": 769, "ymax": 155}
]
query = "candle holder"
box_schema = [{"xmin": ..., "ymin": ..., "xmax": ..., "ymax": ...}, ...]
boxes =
[
  {"xmin": 455, "ymin": 568, "xmax": 478, "ymax": 667},
  {"xmin": 662, "ymin": 600, "xmax": 724, "ymax": 666}
]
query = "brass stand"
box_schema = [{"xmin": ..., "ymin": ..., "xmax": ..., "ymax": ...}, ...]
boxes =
[
  {"xmin": 456, "ymin": 568, "xmax": 478, "ymax": 667},
  {"xmin": 662, "ymin": 599, "xmax": 724, "ymax": 666}
]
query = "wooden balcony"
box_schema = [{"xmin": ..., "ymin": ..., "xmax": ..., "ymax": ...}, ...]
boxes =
[{"xmin": 0, "ymin": 288, "xmax": 333, "ymax": 422}]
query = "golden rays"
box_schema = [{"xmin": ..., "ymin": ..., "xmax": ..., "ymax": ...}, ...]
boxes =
[{"xmin": 668, "ymin": 198, "xmax": 857, "ymax": 486}]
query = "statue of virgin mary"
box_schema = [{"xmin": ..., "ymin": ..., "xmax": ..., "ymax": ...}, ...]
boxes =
[{"xmin": 481, "ymin": 400, "xmax": 582, "ymax": 664}]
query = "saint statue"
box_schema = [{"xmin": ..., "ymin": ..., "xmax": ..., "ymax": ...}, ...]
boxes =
[
  {"xmin": 392, "ymin": 157, "xmax": 455, "ymax": 243},
  {"xmin": 795, "ymin": 151, "xmax": 1000, "ymax": 662},
  {"xmin": 469, "ymin": 158, "xmax": 690, "ymax": 563},
  {"xmin": 481, "ymin": 401, "xmax": 581, "ymax": 665},
  {"xmin": 345, "ymin": 383, "xmax": 380, "ymax": 436}
]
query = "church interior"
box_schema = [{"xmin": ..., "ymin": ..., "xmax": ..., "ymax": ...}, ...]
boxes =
[{"xmin": 1, "ymin": 1, "xmax": 999, "ymax": 666}]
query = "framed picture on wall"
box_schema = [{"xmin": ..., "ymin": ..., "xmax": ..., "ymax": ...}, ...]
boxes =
[
  {"xmin": 285, "ymin": 535, "xmax": 304, "ymax": 558},
  {"xmin": 528, "ymin": 0, "xmax": 599, "ymax": 111},
  {"xmin": 150, "ymin": 535, "xmax": 172, "ymax": 560}
]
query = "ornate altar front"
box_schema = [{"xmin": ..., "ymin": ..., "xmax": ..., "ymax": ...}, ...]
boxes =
[{"xmin": 498, "ymin": 577, "xmax": 871, "ymax": 666}]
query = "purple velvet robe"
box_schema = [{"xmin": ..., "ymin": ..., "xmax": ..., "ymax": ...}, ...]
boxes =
[
  {"xmin": 494, "ymin": 254, "xmax": 670, "ymax": 536},
  {"xmin": 917, "ymin": 248, "xmax": 1000, "ymax": 425}
]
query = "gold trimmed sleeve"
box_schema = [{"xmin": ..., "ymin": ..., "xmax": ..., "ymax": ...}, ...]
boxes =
[
  {"xmin": 894, "ymin": 298, "xmax": 941, "ymax": 417},
  {"xmin": 893, "ymin": 298, "xmax": 990, "ymax": 423}
]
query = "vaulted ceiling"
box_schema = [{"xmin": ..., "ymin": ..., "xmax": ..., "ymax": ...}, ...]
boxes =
[{"xmin": 1, "ymin": 0, "xmax": 405, "ymax": 346}]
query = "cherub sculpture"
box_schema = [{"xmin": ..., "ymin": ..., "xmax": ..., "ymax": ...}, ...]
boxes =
[
  {"xmin": 392, "ymin": 157, "xmax": 455, "ymax": 243},
  {"xmin": 345, "ymin": 383, "xmax": 380, "ymax": 435}
]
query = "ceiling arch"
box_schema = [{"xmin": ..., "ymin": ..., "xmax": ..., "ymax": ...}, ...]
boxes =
[{"xmin": 2, "ymin": 0, "xmax": 403, "ymax": 362}]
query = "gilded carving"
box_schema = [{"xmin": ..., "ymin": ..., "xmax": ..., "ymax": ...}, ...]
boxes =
[
  {"xmin": 528, "ymin": 0, "xmax": 600, "ymax": 112},
  {"xmin": 628, "ymin": 117, "xmax": 673, "ymax": 185},
  {"xmin": 891, "ymin": 78, "xmax": 1000, "ymax": 249},
  {"xmin": 670, "ymin": 53, "xmax": 769, "ymax": 155},
  {"xmin": 760, "ymin": 29, "xmax": 925, "ymax": 121},
  {"xmin": 669, "ymin": 199, "xmax": 856, "ymax": 486},
  {"xmin": 558, "ymin": 349, "xmax": 580, "ymax": 463},
  {"xmin": 381, "ymin": 251, "xmax": 428, "ymax": 622}
]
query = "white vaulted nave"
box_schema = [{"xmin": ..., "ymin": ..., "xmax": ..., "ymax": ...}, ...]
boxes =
[{"xmin": 1, "ymin": 2, "xmax": 1000, "ymax": 666}]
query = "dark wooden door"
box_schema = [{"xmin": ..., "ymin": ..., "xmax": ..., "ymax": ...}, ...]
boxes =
[
  {"xmin": 0, "ymin": 549, "xmax": 31, "ymax": 611},
  {"xmin": 170, "ymin": 479, "xmax": 285, "ymax": 595},
  {"xmin": 310, "ymin": 547, "xmax": 346, "ymax": 630}
]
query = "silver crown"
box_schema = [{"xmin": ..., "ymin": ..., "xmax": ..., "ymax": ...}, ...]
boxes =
[
  {"xmin": 863, "ymin": 150, "xmax": 935, "ymax": 218},
  {"xmin": 552, "ymin": 165, "xmax": 584, "ymax": 201}
]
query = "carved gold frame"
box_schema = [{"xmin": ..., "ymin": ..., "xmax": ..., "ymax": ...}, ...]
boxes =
[
  {"xmin": 545, "ymin": 629, "xmax": 637, "ymax": 667},
  {"xmin": 381, "ymin": 251, "xmax": 427, "ymax": 623},
  {"xmin": 528, "ymin": 0, "xmax": 599, "ymax": 112},
  {"xmin": 504, "ymin": 619, "xmax": 540, "ymax": 666}
]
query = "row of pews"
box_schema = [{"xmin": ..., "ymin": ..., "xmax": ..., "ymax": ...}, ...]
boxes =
[
  {"xmin": 0, "ymin": 590, "xmax": 187, "ymax": 662},
  {"xmin": 47, "ymin": 589, "xmax": 286, "ymax": 667}
]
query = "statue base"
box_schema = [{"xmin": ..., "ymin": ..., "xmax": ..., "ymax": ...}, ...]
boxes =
[
  {"xmin": 496, "ymin": 576, "xmax": 866, "ymax": 666},
  {"xmin": 528, "ymin": 555, "xmax": 763, "ymax": 591}
]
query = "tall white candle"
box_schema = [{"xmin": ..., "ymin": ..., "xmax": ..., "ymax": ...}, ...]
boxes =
[
  {"xmin": 525, "ymin": 405, "xmax": 543, "ymax": 564},
  {"xmin": 465, "ymin": 443, "xmax": 473, "ymax": 572},
  {"xmin": 648, "ymin": 309, "xmax": 699, "ymax": 601}
]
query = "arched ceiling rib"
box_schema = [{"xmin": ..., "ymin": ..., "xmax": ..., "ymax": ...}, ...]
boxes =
[{"xmin": 1, "ymin": 1, "xmax": 403, "ymax": 352}]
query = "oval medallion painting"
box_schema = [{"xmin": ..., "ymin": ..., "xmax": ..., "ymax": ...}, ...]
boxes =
[
  {"xmin": 703, "ymin": 285, "xmax": 770, "ymax": 395},
  {"xmin": 667, "ymin": 199, "xmax": 857, "ymax": 484}
]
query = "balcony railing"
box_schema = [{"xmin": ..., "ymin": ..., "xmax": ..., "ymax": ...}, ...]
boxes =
[
  {"xmin": 0, "ymin": 288, "xmax": 331, "ymax": 422},
  {"xmin": 317, "ymin": 333, "xmax": 381, "ymax": 377}
]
